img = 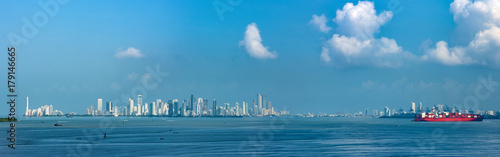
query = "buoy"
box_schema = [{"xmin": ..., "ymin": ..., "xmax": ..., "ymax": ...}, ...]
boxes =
[{"xmin": 104, "ymin": 131, "xmax": 107, "ymax": 138}]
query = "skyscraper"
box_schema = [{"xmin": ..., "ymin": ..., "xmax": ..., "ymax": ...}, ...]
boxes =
[
  {"xmin": 419, "ymin": 102, "xmax": 423, "ymax": 112},
  {"xmin": 203, "ymin": 98, "xmax": 208, "ymax": 113},
  {"xmin": 267, "ymin": 101, "xmax": 271, "ymax": 111},
  {"xmin": 173, "ymin": 99, "xmax": 179, "ymax": 116},
  {"xmin": 138, "ymin": 95, "xmax": 142, "ymax": 110},
  {"xmin": 235, "ymin": 102, "xmax": 240, "ymax": 116},
  {"xmin": 257, "ymin": 94, "xmax": 263, "ymax": 111},
  {"xmin": 149, "ymin": 102, "xmax": 155, "ymax": 116},
  {"xmin": 137, "ymin": 103, "xmax": 142, "ymax": 115},
  {"xmin": 114, "ymin": 106, "xmax": 119, "ymax": 117},
  {"xmin": 25, "ymin": 97, "xmax": 29, "ymax": 116},
  {"xmin": 262, "ymin": 94, "xmax": 267, "ymax": 110},
  {"xmin": 168, "ymin": 100, "xmax": 174, "ymax": 116},
  {"xmin": 411, "ymin": 102, "xmax": 416, "ymax": 113},
  {"xmin": 385, "ymin": 106, "xmax": 390, "ymax": 116},
  {"xmin": 197, "ymin": 98, "xmax": 203, "ymax": 115},
  {"xmin": 242, "ymin": 101, "xmax": 247, "ymax": 116},
  {"xmin": 106, "ymin": 102, "xmax": 113, "ymax": 113},
  {"xmin": 212, "ymin": 99, "xmax": 217, "ymax": 116},
  {"xmin": 190, "ymin": 94, "xmax": 195, "ymax": 111},
  {"xmin": 182, "ymin": 99, "xmax": 188, "ymax": 116},
  {"xmin": 97, "ymin": 98, "xmax": 103, "ymax": 114},
  {"xmin": 128, "ymin": 98, "xmax": 134, "ymax": 115}
]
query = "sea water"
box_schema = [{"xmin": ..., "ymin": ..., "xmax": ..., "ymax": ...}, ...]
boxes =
[{"xmin": 1, "ymin": 117, "xmax": 499, "ymax": 156}]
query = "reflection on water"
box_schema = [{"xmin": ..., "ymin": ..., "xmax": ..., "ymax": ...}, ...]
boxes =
[{"xmin": 1, "ymin": 117, "xmax": 499, "ymax": 156}]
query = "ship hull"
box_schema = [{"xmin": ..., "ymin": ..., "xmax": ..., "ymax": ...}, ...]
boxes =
[{"xmin": 414, "ymin": 117, "xmax": 483, "ymax": 122}]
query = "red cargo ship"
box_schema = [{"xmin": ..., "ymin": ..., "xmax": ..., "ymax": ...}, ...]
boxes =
[{"xmin": 414, "ymin": 110, "xmax": 483, "ymax": 122}]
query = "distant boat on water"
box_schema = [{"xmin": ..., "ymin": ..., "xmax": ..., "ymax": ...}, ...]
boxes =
[{"xmin": 54, "ymin": 122, "xmax": 63, "ymax": 126}]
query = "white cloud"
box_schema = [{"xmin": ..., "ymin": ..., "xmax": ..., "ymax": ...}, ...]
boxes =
[
  {"xmin": 309, "ymin": 14, "xmax": 332, "ymax": 33},
  {"xmin": 320, "ymin": 46, "xmax": 331, "ymax": 63},
  {"xmin": 423, "ymin": 41, "xmax": 466, "ymax": 65},
  {"xmin": 424, "ymin": 0, "xmax": 500, "ymax": 68},
  {"xmin": 114, "ymin": 47, "xmax": 144, "ymax": 59},
  {"xmin": 239, "ymin": 23, "xmax": 278, "ymax": 59},
  {"xmin": 318, "ymin": 1, "xmax": 408, "ymax": 68},
  {"xmin": 334, "ymin": 1, "xmax": 393, "ymax": 40},
  {"xmin": 329, "ymin": 34, "xmax": 371, "ymax": 57}
]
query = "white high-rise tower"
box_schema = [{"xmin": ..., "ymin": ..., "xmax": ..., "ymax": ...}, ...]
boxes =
[
  {"xmin": 257, "ymin": 94, "xmax": 263, "ymax": 112},
  {"xmin": 197, "ymin": 98, "xmax": 203, "ymax": 115},
  {"xmin": 129, "ymin": 98, "xmax": 134, "ymax": 115},
  {"xmin": 411, "ymin": 102, "xmax": 416, "ymax": 113},
  {"xmin": 25, "ymin": 97, "xmax": 29, "ymax": 116},
  {"xmin": 97, "ymin": 98, "xmax": 103, "ymax": 114}
]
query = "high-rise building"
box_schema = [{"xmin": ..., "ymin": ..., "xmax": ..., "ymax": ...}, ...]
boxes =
[
  {"xmin": 411, "ymin": 102, "xmax": 416, "ymax": 113},
  {"xmin": 90, "ymin": 105, "xmax": 95, "ymax": 115},
  {"xmin": 128, "ymin": 98, "xmax": 134, "ymax": 115},
  {"xmin": 257, "ymin": 94, "xmax": 263, "ymax": 111},
  {"xmin": 203, "ymin": 98, "xmax": 208, "ymax": 113},
  {"xmin": 97, "ymin": 98, "xmax": 103, "ymax": 114},
  {"xmin": 242, "ymin": 101, "xmax": 247, "ymax": 115},
  {"xmin": 190, "ymin": 94, "xmax": 195, "ymax": 111},
  {"xmin": 182, "ymin": 99, "xmax": 188, "ymax": 116},
  {"xmin": 385, "ymin": 106, "xmax": 390, "ymax": 116},
  {"xmin": 419, "ymin": 102, "xmax": 423, "ymax": 111},
  {"xmin": 149, "ymin": 102, "xmax": 156, "ymax": 116},
  {"xmin": 212, "ymin": 99, "xmax": 217, "ymax": 116},
  {"xmin": 25, "ymin": 97, "xmax": 29, "ymax": 116},
  {"xmin": 262, "ymin": 95, "xmax": 267, "ymax": 110},
  {"xmin": 196, "ymin": 98, "xmax": 203, "ymax": 115},
  {"xmin": 137, "ymin": 103, "xmax": 142, "ymax": 116},
  {"xmin": 173, "ymin": 99, "xmax": 179, "ymax": 116},
  {"xmin": 235, "ymin": 102, "xmax": 240, "ymax": 116},
  {"xmin": 168, "ymin": 100, "xmax": 174, "ymax": 116},
  {"xmin": 267, "ymin": 102, "xmax": 271, "ymax": 111},
  {"xmin": 106, "ymin": 102, "xmax": 113, "ymax": 113},
  {"xmin": 137, "ymin": 95, "xmax": 142, "ymax": 110},
  {"xmin": 114, "ymin": 106, "xmax": 119, "ymax": 117}
]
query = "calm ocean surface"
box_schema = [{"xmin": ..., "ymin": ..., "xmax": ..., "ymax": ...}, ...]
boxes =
[{"xmin": 1, "ymin": 117, "xmax": 500, "ymax": 156}]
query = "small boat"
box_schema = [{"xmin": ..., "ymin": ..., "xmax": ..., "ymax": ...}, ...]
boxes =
[{"xmin": 54, "ymin": 122, "xmax": 63, "ymax": 126}]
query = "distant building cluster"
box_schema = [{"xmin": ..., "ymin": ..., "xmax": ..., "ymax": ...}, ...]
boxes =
[
  {"xmin": 376, "ymin": 102, "xmax": 500, "ymax": 117},
  {"xmin": 24, "ymin": 97, "xmax": 64, "ymax": 116},
  {"xmin": 296, "ymin": 101, "xmax": 500, "ymax": 118},
  {"xmin": 86, "ymin": 94, "xmax": 289, "ymax": 117}
]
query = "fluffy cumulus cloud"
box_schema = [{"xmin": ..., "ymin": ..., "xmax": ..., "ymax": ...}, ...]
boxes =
[
  {"xmin": 314, "ymin": 1, "xmax": 408, "ymax": 67},
  {"xmin": 114, "ymin": 47, "xmax": 144, "ymax": 59},
  {"xmin": 239, "ymin": 23, "xmax": 278, "ymax": 59},
  {"xmin": 334, "ymin": 1, "xmax": 393, "ymax": 40},
  {"xmin": 309, "ymin": 14, "xmax": 332, "ymax": 33},
  {"xmin": 424, "ymin": 0, "xmax": 500, "ymax": 68}
]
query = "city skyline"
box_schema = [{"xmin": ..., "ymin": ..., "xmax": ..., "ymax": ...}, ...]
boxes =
[
  {"xmin": 24, "ymin": 93, "xmax": 291, "ymax": 116},
  {"xmin": 2, "ymin": 0, "xmax": 500, "ymax": 116},
  {"xmin": 23, "ymin": 93, "xmax": 500, "ymax": 117}
]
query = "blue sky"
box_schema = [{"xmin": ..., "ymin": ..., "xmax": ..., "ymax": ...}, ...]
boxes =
[{"xmin": 1, "ymin": 0, "xmax": 500, "ymax": 115}]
